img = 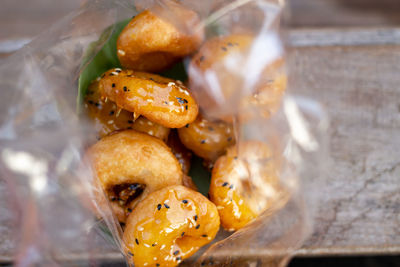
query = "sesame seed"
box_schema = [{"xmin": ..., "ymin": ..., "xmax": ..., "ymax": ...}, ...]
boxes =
[
  {"xmin": 96, "ymin": 77, "xmax": 101, "ymax": 82},
  {"xmin": 144, "ymin": 243, "xmax": 150, "ymax": 247},
  {"xmin": 222, "ymin": 182, "xmax": 228, "ymax": 187},
  {"xmin": 168, "ymin": 82, "xmax": 176, "ymax": 87},
  {"xmin": 161, "ymin": 244, "xmax": 166, "ymax": 249},
  {"xmin": 128, "ymin": 251, "xmax": 133, "ymax": 256},
  {"xmin": 111, "ymin": 72, "xmax": 119, "ymax": 75},
  {"xmin": 154, "ymin": 257, "xmax": 158, "ymax": 261},
  {"xmin": 147, "ymin": 99, "xmax": 153, "ymax": 103},
  {"xmin": 227, "ymin": 42, "xmax": 234, "ymax": 47},
  {"xmin": 208, "ymin": 126, "xmax": 214, "ymax": 131},
  {"xmin": 152, "ymin": 243, "xmax": 157, "ymax": 246},
  {"xmin": 185, "ymin": 124, "xmax": 189, "ymax": 128},
  {"xmin": 239, "ymin": 199, "xmax": 243, "ymax": 205},
  {"xmin": 173, "ymin": 250, "xmax": 179, "ymax": 255},
  {"xmin": 182, "ymin": 200, "xmax": 188, "ymax": 204},
  {"xmin": 137, "ymin": 226, "xmax": 144, "ymax": 231},
  {"xmin": 109, "ymin": 110, "xmax": 114, "ymax": 116},
  {"xmin": 164, "ymin": 203, "xmax": 170, "ymax": 209},
  {"xmin": 128, "ymin": 120, "xmax": 133, "ymax": 124},
  {"xmin": 176, "ymin": 257, "xmax": 182, "ymax": 262},
  {"xmin": 202, "ymin": 234, "xmax": 207, "ymax": 237},
  {"xmin": 112, "ymin": 83, "xmax": 115, "ymax": 88},
  {"xmin": 135, "ymin": 238, "xmax": 139, "ymax": 245},
  {"xmin": 199, "ymin": 56, "xmax": 205, "ymax": 62},
  {"xmin": 157, "ymin": 204, "xmax": 162, "ymax": 210},
  {"xmin": 148, "ymin": 130, "xmax": 154, "ymax": 135},
  {"xmin": 168, "ymin": 101, "xmax": 174, "ymax": 105},
  {"xmin": 147, "ymin": 121, "xmax": 153, "ymax": 126},
  {"xmin": 127, "ymin": 208, "xmax": 132, "ymax": 212},
  {"xmin": 196, "ymin": 224, "xmax": 200, "ymax": 229},
  {"xmin": 185, "ymin": 105, "xmax": 188, "ymax": 110},
  {"xmin": 123, "ymin": 86, "xmax": 127, "ymax": 91},
  {"xmin": 118, "ymin": 49, "xmax": 126, "ymax": 56},
  {"xmin": 221, "ymin": 47, "xmax": 227, "ymax": 51},
  {"xmin": 201, "ymin": 140, "xmax": 206, "ymax": 144},
  {"xmin": 144, "ymin": 263, "xmax": 148, "ymax": 266},
  {"xmin": 181, "ymin": 232, "xmax": 185, "ymax": 237},
  {"xmin": 234, "ymin": 156, "xmax": 238, "ymax": 160},
  {"xmin": 229, "ymin": 184, "xmax": 234, "ymax": 189},
  {"xmin": 227, "ymin": 137, "xmax": 232, "ymax": 141},
  {"xmin": 194, "ymin": 215, "xmax": 198, "ymax": 221},
  {"xmin": 156, "ymin": 264, "xmax": 160, "ymax": 267},
  {"xmin": 217, "ymin": 206, "xmax": 224, "ymax": 210}
]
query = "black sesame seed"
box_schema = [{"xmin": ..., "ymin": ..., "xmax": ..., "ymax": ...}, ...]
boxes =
[
  {"xmin": 222, "ymin": 182, "xmax": 228, "ymax": 187},
  {"xmin": 109, "ymin": 110, "xmax": 115, "ymax": 116},
  {"xmin": 227, "ymin": 137, "xmax": 232, "ymax": 141},
  {"xmin": 176, "ymin": 97, "xmax": 185, "ymax": 104},
  {"xmin": 227, "ymin": 42, "xmax": 234, "ymax": 47},
  {"xmin": 128, "ymin": 120, "xmax": 133, "ymax": 124},
  {"xmin": 173, "ymin": 250, "xmax": 179, "ymax": 256},
  {"xmin": 123, "ymin": 86, "xmax": 128, "ymax": 92},
  {"xmin": 201, "ymin": 261, "xmax": 206, "ymax": 266},
  {"xmin": 149, "ymin": 78, "xmax": 155, "ymax": 81},
  {"xmin": 157, "ymin": 204, "xmax": 162, "ymax": 210},
  {"xmin": 221, "ymin": 47, "xmax": 227, "ymax": 51},
  {"xmin": 194, "ymin": 215, "xmax": 198, "ymax": 221},
  {"xmin": 88, "ymin": 100, "xmax": 94, "ymax": 105},
  {"xmin": 127, "ymin": 208, "xmax": 132, "ymax": 212},
  {"xmin": 181, "ymin": 232, "xmax": 185, "ymax": 237},
  {"xmin": 164, "ymin": 101, "xmax": 168, "ymax": 105},
  {"xmin": 120, "ymin": 222, "xmax": 126, "ymax": 227},
  {"xmin": 176, "ymin": 257, "xmax": 182, "ymax": 262},
  {"xmin": 234, "ymin": 156, "xmax": 238, "ymax": 160},
  {"xmin": 128, "ymin": 251, "xmax": 133, "ymax": 256},
  {"xmin": 116, "ymin": 69, "xmax": 122, "ymax": 73},
  {"xmin": 185, "ymin": 124, "xmax": 189, "ymax": 128},
  {"xmin": 109, "ymin": 73, "xmax": 115, "ymax": 76},
  {"xmin": 95, "ymin": 102, "xmax": 101, "ymax": 107},
  {"xmin": 195, "ymin": 224, "xmax": 200, "ymax": 229},
  {"xmin": 164, "ymin": 203, "xmax": 170, "ymax": 209},
  {"xmin": 127, "ymin": 127, "xmax": 132, "ymax": 129},
  {"xmin": 185, "ymin": 105, "xmax": 188, "ymax": 110},
  {"xmin": 208, "ymin": 127, "xmax": 214, "ymax": 131},
  {"xmin": 152, "ymin": 243, "xmax": 157, "ymax": 247},
  {"xmin": 201, "ymin": 140, "xmax": 206, "ymax": 144},
  {"xmin": 101, "ymin": 74, "xmax": 105, "ymax": 78},
  {"xmin": 110, "ymin": 196, "xmax": 117, "ymax": 201},
  {"xmin": 182, "ymin": 200, "xmax": 188, "ymax": 204},
  {"xmin": 199, "ymin": 56, "xmax": 205, "ymax": 62},
  {"xmin": 229, "ymin": 184, "xmax": 234, "ymax": 189},
  {"xmin": 202, "ymin": 234, "xmax": 207, "ymax": 237},
  {"xmin": 156, "ymin": 264, "xmax": 160, "ymax": 267},
  {"xmin": 135, "ymin": 238, "xmax": 139, "ymax": 245},
  {"xmin": 112, "ymin": 83, "xmax": 116, "ymax": 87}
]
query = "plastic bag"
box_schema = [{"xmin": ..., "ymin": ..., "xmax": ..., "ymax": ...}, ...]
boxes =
[{"xmin": 0, "ymin": 0, "xmax": 328, "ymax": 266}]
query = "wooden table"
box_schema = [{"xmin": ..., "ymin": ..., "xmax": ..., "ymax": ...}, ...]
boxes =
[{"xmin": 1, "ymin": 0, "xmax": 399, "ymax": 262}]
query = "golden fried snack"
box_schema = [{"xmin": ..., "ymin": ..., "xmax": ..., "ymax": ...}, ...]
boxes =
[
  {"xmin": 209, "ymin": 141, "xmax": 282, "ymax": 231},
  {"xmin": 167, "ymin": 130, "xmax": 192, "ymax": 174},
  {"xmin": 84, "ymin": 81, "xmax": 170, "ymax": 140},
  {"xmin": 124, "ymin": 185, "xmax": 220, "ymax": 267},
  {"xmin": 87, "ymin": 130, "xmax": 183, "ymax": 223},
  {"xmin": 98, "ymin": 68, "xmax": 198, "ymax": 128},
  {"xmin": 177, "ymin": 114, "xmax": 235, "ymax": 162},
  {"xmin": 117, "ymin": 9, "xmax": 202, "ymax": 72},
  {"xmin": 189, "ymin": 34, "xmax": 286, "ymax": 120}
]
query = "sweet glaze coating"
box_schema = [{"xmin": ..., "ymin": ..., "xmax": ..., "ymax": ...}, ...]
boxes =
[
  {"xmin": 167, "ymin": 130, "xmax": 192, "ymax": 174},
  {"xmin": 177, "ymin": 114, "xmax": 235, "ymax": 162},
  {"xmin": 189, "ymin": 34, "xmax": 286, "ymax": 120},
  {"xmin": 209, "ymin": 141, "xmax": 281, "ymax": 231},
  {"xmin": 84, "ymin": 81, "xmax": 170, "ymax": 140},
  {"xmin": 87, "ymin": 130, "xmax": 183, "ymax": 223},
  {"xmin": 124, "ymin": 185, "xmax": 220, "ymax": 267},
  {"xmin": 117, "ymin": 9, "xmax": 202, "ymax": 72},
  {"xmin": 98, "ymin": 68, "xmax": 198, "ymax": 128}
]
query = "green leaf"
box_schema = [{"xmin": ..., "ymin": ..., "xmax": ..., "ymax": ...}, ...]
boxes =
[
  {"xmin": 77, "ymin": 19, "xmax": 130, "ymax": 112},
  {"xmin": 189, "ymin": 156, "xmax": 211, "ymax": 196}
]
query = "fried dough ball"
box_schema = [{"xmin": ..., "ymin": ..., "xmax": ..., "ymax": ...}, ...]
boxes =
[
  {"xmin": 167, "ymin": 130, "xmax": 192, "ymax": 174},
  {"xmin": 87, "ymin": 130, "xmax": 183, "ymax": 223},
  {"xmin": 123, "ymin": 185, "xmax": 220, "ymax": 267},
  {"xmin": 117, "ymin": 8, "xmax": 202, "ymax": 72},
  {"xmin": 209, "ymin": 141, "xmax": 282, "ymax": 231},
  {"xmin": 189, "ymin": 34, "xmax": 286, "ymax": 121},
  {"xmin": 84, "ymin": 81, "xmax": 170, "ymax": 141},
  {"xmin": 177, "ymin": 114, "xmax": 235, "ymax": 162},
  {"xmin": 98, "ymin": 68, "xmax": 198, "ymax": 128}
]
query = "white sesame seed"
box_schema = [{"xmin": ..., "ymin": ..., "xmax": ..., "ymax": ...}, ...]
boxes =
[
  {"xmin": 144, "ymin": 263, "xmax": 148, "ymax": 266},
  {"xmin": 148, "ymin": 130, "xmax": 154, "ymax": 135},
  {"xmin": 147, "ymin": 121, "xmax": 153, "ymax": 126},
  {"xmin": 169, "ymin": 101, "xmax": 174, "ymax": 106},
  {"xmin": 239, "ymin": 199, "xmax": 243, "ymax": 205},
  {"xmin": 168, "ymin": 82, "xmax": 176, "ymax": 87},
  {"xmin": 161, "ymin": 244, "xmax": 166, "ymax": 249},
  {"xmin": 137, "ymin": 226, "xmax": 144, "ymax": 231},
  {"xmin": 226, "ymin": 128, "xmax": 231, "ymax": 134},
  {"xmin": 146, "ymin": 99, "xmax": 153, "ymax": 103},
  {"xmin": 164, "ymin": 256, "xmax": 169, "ymax": 261},
  {"xmin": 154, "ymin": 257, "xmax": 157, "ymax": 261},
  {"xmin": 228, "ymin": 228, "xmax": 235, "ymax": 232},
  {"xmin": 217, "ymin": 206, "xmax": 224, "ymax": 210},
  {"xmin": 111, "ymin": 72, "xmax": 119, "ymax": 76},
  {"xmin": 116, "ymin": 109, "xmax": 122, "ymax": 117},
  {"xmin": 104, "ymin": 97, "xmax": 108, "ymax": 103},
  {"xmin": 138, "ymin": 120, "xmax": 143, "ymax": 124},
  {"xmin": 144, "ymin": 243, "xmax": 150, "ymax": 247},
  {"xmin": 117, "ymin": 49, "xmax": 126, "ymax": 56},
  {"xmin": 107, "ymin": 120, "xmax": 114, "ymax": 125},
  {"xmin": 165, "ymin": 199, "xmax": 169, "ymax": 203},
  {"xmin": 115, "ymin": 68, "xmax": 122, "ymax": 71},
  {"xmin": 96, "ymin": 77, "xmax": 101, "ymax": 81}
]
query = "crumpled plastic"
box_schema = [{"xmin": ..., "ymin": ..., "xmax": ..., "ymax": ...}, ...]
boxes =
[{"xmin": 0, "ymin": 0, "xmax": 329, "ymax": 266}]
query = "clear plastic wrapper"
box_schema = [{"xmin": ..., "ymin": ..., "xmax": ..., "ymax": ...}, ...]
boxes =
[{"xmin": 0, "ymin": 0, "xmax": 329, "ymax": 266}]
